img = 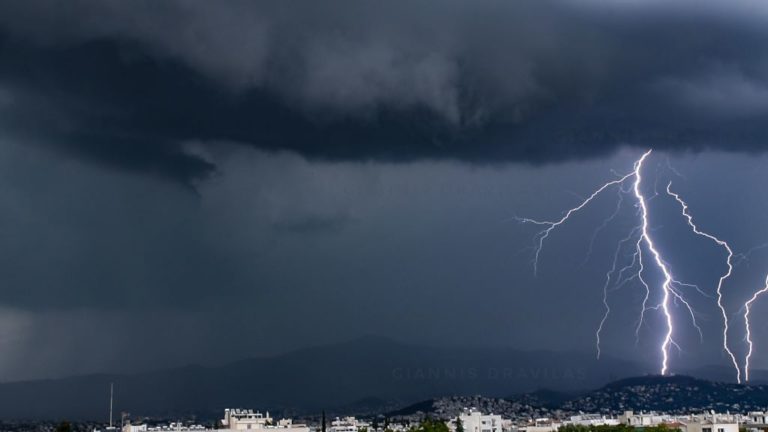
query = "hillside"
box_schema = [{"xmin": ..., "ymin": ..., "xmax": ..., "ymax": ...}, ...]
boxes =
[
  {"xmin": 389, "ymin": 375, "xmax": 768, "ymax": 421},
  {"xmin": 561, "ymin": 375, "xmax": 768, "ymax": 414}
]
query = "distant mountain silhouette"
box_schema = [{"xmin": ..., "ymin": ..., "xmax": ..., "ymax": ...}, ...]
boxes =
[{"xmin": 0, "ymin": 336, "xmax": 645, "ymax": 420}]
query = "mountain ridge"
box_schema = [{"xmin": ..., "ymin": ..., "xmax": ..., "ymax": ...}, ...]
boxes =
[{"xmin": 0, "ymin": 336, "xmax": 644, "ymax": 420}]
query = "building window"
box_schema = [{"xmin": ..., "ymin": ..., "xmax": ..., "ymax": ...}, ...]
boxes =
[
  {"xmin": 703, "ymin": 428, "xmax": 711, "ymax": 432},
  {"xmin": 718, "ymin": 428, "xmax": 725, "ymax": 432}
]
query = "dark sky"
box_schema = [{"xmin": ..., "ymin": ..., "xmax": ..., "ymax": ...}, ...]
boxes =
[{"xmin": 1, "ymin": 0, "xmax": 768, "ymax": 381}]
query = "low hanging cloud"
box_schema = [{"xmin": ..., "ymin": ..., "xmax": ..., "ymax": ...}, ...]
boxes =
[
  {"xmin": 1, "ymin": 0, "xmax": 768, "ymax": 183},
  {"xmin": 657, "ymin": 69, "xmax": 768, "ymax": 117}
]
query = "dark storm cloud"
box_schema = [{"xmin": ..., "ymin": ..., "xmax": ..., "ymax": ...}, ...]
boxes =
[
  {"xmin": 271, "ymin": 214, "xmax": 352, "ymax": 235},
  {"xmin": 2, "ymin": 0, "xmax": 768, "ymax": 183}
]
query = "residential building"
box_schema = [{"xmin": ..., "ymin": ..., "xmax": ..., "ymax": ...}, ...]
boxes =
[{"xmin": 449, "ymin": 409, "xmax": 503, "ymax": 432}]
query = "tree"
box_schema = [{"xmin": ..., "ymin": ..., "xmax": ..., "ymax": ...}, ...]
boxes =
[
  {"xmin": 455, "ymin": 417, "xmax": 464, "ymax": 432},
  {"xmin": 322, "ymin": 411, "xmax": 327, "ymax": 432},
  {"xmin": 413, "ymin": 418, "xmax": 449, "ymax": 432}
]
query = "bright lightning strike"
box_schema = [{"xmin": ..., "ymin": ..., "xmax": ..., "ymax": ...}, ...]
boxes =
[
  {"xmin": 666, "ymin": 182, "xmax": 742, "ymax": 383},
  {"xmin": 517, "ymin": 149, "xmax": 714, "ymax": 376},
  {"xmin": 632, "ymin": 150, "xmax": 677, "ymax": 376},
  {"xmin": 745, "ymin": 274, "xmax": 768, "ymax": 382}
]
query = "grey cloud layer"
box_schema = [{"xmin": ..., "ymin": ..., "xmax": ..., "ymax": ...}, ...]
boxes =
[{"xmin": 1, "ymin": 0, "xmax": 768, "ymax": 182}]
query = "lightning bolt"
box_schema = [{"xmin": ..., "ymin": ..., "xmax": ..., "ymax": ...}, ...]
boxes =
[
  {"xmin": 596, "ymin": 226, "xmax": 641, "ymax": 359},
  {"xmin": 744, "ymin": 274, "xmax": 768, "ymax": 382},
  {"xmin": 517, "ymin": 150, "xmax": 727, "ymax": 376},
  {"xmin": 632, "ymin": 150, "xmax": 677, "ymax": 375},
  {"xmin": 744, "ymin": 275, "xmax": 768, "ymax": 382},
  {"xmin": 666, "ymin": 182, "xmax": 742, "ymax": 383},
  {"xmin": 583, "ymin": 186, "xmax": 627, "ymax": 267},
  {"xmin": 515, "ymin": 171, "xmax": 636, "ymax": 276},
  {"xmin": 634, "ymin": 237, "xmax": 651, "ymax": 343}
]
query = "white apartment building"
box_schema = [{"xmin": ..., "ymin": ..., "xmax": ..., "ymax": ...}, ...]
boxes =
[
  {"xmin": 223, "ymin": 409, "xmax": 309, "ymax": 432},
  {"xmin": 682, "ymin": 415, "xmax": 739, "ymax": 432},
  {"xmin": 515, "ymin": 418, "xmax": 562, "ymax": 432},
  {"xmin": 745, "ymin": 412, "xmax": 768, "ymax": 426},
  {"xmin": 329, "ymin": 417, "xmax": 371, "ymax": 432},
  {"xmin": 448, "ymin": 409, "xmax": 503, "ymax": 432},
  {"xmin": 448, "ymin": 408, "xmax": 504, "ymax": 432},
  {"xmin": 565, "ymin": 414, "xmax": 620, "ymax": 427},
  {"xmin": 222, "ymin": 409, "xmax": 273, "ymax": 430},
  {"xmin": 618, "ymin": 411, "xmax": 669, "ymax": 427}
]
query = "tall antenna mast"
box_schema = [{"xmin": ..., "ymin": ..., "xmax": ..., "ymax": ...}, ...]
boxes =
[{"xmin": 110, "ymin": 382, "xmax": 114, "ymax": 428}]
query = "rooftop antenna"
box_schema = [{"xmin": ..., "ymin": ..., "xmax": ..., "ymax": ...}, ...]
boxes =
[{"xmin": 110, "ymin": 382, "xmax": 114, "ymax": 428}]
